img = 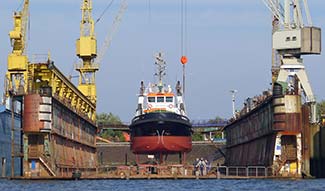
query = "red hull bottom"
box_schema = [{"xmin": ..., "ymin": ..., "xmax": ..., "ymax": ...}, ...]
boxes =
[{"xmin": 131, "ymin": 136, "xmax": 192, "ymax": 154}]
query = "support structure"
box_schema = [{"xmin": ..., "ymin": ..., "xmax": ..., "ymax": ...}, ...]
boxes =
[{"xmin": 28, "ymin": 62, "xmax": 96, "ymax": 121}]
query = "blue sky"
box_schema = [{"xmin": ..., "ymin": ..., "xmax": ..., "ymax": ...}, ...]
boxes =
[{"xmin": 0, "ymin": 0, "xmax": 324, "ymax": 122}]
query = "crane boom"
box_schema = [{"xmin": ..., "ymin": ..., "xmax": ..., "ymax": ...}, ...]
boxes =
[
  {"xmin": 263, "ymin": 0, "xmax": 313, "ymax": 29},
  {"xmin": 262, "ymin": 0, "xmax": 284, "ymax": 24},
  {"xmin": 94, "ymin": 0, "xmax": 127, "ymax": 65}
]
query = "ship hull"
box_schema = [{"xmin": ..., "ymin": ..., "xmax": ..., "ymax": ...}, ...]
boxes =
[
  {"xmin": 131, "ymin": 136, "xmax": 192, "ymax": 154},
  {"xmin": 129, "ymin": 112, "xmax": 192, "ymax": 154}
]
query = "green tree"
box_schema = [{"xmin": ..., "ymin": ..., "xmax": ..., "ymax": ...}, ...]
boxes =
[
  {"xmin": 192, "ymin": 132, "xmax": 204, "ymax": 141},
  {"xmin": 317, "ymin": 100, "xmax": 325, "ymax": 116},
  {"xmin": 97, "ymin": 112, "xmax": 122, "ymax": 125},
  {"xmin": 208, "ymin": 116, "xmax": 226, "ymax": 124},
  {"xmin": 96, "ymin": 112, "xmax": 125, "ymax": 142},
  {"xmin": 208, "ymin": 116, "xmax": 227, "ymax": 140}
]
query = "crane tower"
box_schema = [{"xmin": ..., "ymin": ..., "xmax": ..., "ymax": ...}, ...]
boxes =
[
  {"xmin": 76, "ymin": 0, "xmax": 98, "ymax": 104},
  {"xmin": 263, "ymin": 0, "xmax": 321, "ymax": 123},
  {"xmin": 6, "ymin": 0, "xmax": 29, "ymax": 96}
]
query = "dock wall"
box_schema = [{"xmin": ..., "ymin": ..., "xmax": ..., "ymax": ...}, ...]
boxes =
[{"xmin": 97, "ymin": 142, "xmax": 225, "ymax": 166}]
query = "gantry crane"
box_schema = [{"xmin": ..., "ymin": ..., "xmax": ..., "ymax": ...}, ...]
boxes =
[
  {"xmin": 262, "ymin": 0, "xmax": 321, "ymax": 123},
  {"xmin": 6, "ymin": 0, "xmax": 29, "ymax": 96},
  {"xmin": 76, "ymin": 0, "xmax": 98, "ymax": 104}
]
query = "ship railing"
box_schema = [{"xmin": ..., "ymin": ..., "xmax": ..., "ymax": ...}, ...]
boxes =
[
  {"xmin": 217, "ymin": 166, "xmax": 273, "ymax": 177},
  {"xmin": 97, "ymin": 164, "xmax": 195, "ymax": 177},
  {"xmin": 96, "ymin": 164, "xmax": 279, "ymax": 178}
]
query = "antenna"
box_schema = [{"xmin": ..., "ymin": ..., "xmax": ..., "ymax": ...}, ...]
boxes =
[{"xmin": 154, "ymin": 52, "xmax": 166, "ymax": 85}]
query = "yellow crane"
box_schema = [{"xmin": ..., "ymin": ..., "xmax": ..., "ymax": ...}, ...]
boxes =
[
  {"xmin": 75, "ymin": 0, "xmax": 127, "ymax": 105},
  {"xmin": 6, "ymin": 0, "xmax": 29, "ymax": 96},
  {"xmin": 76, "ymin": 0, "xmax": 98, "ymax": 104}
]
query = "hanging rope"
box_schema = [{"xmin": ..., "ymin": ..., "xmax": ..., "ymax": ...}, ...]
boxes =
[
  {"xmin": 95, "ymin": 0, "xmax": 115, "ymax": 24},
  {"xmin": 180, "ymin": 0, "xmax": 184, "ymax": 56},
  {"xmin": 16, "ymin": 0, "xmax": 24, "ymax": 11},
  {"xmin": 185, "ymin": 0, "xmax": 188, "ymax": 55},
  {"xmin": 180, "ymin": 0, "xmax": 188, "ymax": 56},
  {"xmin": 148, "ymin": 0, "xmax": 152, "ymax": 23},
  {"xmin": 180, "ymin": 0, "xmax": 188, "ymax": 96}
]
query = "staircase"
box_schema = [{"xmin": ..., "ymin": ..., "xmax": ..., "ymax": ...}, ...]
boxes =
[
  {"xmin": 275, "ymin": 155, "xmax": 287, "ymax": 175},
  {"xmin": 39, "ymin": 153, "xmax": 56, "ymax": 176}
]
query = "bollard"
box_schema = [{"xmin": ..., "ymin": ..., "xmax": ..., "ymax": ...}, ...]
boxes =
[
  {"xmin": 217, "ymin": 170, "xmax": 220, "ymax": 179},
  {"xmin": 120, "ymin": 172, "xmax": 125, "ymax": 179},
  {"xmin": 195, "ymin": 170, "xmax": 200, "ymax": 179}
]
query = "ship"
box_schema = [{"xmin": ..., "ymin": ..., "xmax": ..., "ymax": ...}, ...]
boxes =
[
  {"xmin": 223, "ymin": 82, "xmax": 310, "ymax": 177},
  {"xmin": 129, "ymin": 53, "xmax": 192, "ymax": 160}
]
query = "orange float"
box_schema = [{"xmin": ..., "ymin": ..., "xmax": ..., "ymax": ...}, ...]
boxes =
[{"xmin": 180, "ymin": 56, "xmax": 187, "ymax": 65}]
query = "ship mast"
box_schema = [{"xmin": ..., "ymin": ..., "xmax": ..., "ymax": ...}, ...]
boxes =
[{"xmin": 154, "ymin": 52, "xmax": 166, "ymax": 92}]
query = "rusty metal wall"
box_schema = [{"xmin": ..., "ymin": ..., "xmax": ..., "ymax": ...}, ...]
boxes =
[
  {"xmin": 23, "ymin": 94, "xmax": 43, "ymax": 132},
  {"xmin": 51, "ymin": 98, "xmax": 97, "ymax": 177},
  {"xmin": 52, "ymin": 98, "xmax": 96, "ymax": 146},
  {"xmin": 224, "ymin": 94, "xmax": 303, "ymax": 168},
  {"xmin": 301, "ymin": 105, "xmax": 311, "ymax": 175},
  {"xmin": 23, "ymin": 94, "xmax": 97, "ymax": 178},
  {"xmin": 308, "ymin": 106, "xmax": 325, "ymax": 178},
  {"xmin": 225, "ymin": 98, "xmax": 273, "ymax": 147},
  {"xmin": 273, "ymin": 95, "xmax": 302, "ymax": 133},
  {"xmin": 53, "ymin": 135, "xmax": 96, "ymax": 177},
  {"xmin": 273, "ymin": 113, "xmax": 301, "ymax": 132},
  {"xmin": 226, "ymin": 134, "xmax": 276, "ymax": 166}
]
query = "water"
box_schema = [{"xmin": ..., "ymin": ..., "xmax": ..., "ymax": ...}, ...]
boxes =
[{"xmin": 0, "ymin": 179, "xmax": 324, "ymax": 191}]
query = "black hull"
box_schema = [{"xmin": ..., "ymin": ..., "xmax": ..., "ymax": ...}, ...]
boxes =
[
  {"xmin": 129, "ymin": 112, "xmax": 192, "ymax": 154},
  {"xmin": 130, "ymin": 112, "xmax": 192, "ymax": 137}
]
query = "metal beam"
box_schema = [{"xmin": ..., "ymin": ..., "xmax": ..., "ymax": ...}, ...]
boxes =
[{"xmin": 29, "ymin": 62, "xmax": 96, "ymax": 121}]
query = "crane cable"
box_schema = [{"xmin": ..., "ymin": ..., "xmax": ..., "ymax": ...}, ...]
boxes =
[
  {"xmin": 180, "ymin": 0, "xmax": 188, "ymax": 96},
  {"xmin": 148, "ymin": 0, "xmax": 152, "ymax": 23},
  {"xmin": 95, "ymin": 0, "xmax": 115, "ymax": 24},
  {"xmin": 69, "ymin": 0, "xmax": 115, "ymax": 80},
  {"xmin": 180, "ymin": 0, "xmax": 188, "ymax": 56},
  {"xmin": 16, "ymin": 0, "xmax": 24, "ymax": 11}
]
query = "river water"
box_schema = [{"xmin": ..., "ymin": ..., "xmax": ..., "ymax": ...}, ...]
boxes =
[{"xmin": 0, "ymin": 179, "xmax": 324, "ymax": 191}]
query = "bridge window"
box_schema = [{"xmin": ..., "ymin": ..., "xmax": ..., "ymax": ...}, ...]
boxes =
[
  {"xmin": 148, "ymin": 97, "xmax": 155, "ymax": 103},
  {"xmin": 157, "ymin": 97, "xmax": 164, "ymax": 103},
  {"xmin": 166, "ymin": 97, "xmax": 173, "ymax": 102}
]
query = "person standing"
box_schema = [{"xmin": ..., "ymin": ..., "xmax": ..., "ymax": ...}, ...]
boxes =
[
  {"xmin": 197, "ymin": 158, "xmax": 206, "ymax": 176},
  {"xmin": 193, "ymin": 158, "xmax": 199, "ymax": 175}
]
